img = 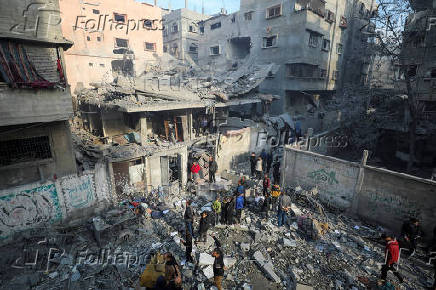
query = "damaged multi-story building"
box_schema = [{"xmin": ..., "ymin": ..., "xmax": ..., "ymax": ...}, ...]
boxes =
[
  {"xmin": 59, "ymin": 0, "xmax": 163, "ymax": 94},
  {"xmin": 197, "ymin": 0, "xmax": 376, "ymax": 133},
  {"xmin": 0, "ymin": 0, "xmax": 77, "ymax": 190},
  {"xmin": 162, "ymin": 6, "xmax": 209, "ymax": 63},
  {"xmin": 374, "ymin": 0, "xmax": 436, "ymax": 176}
]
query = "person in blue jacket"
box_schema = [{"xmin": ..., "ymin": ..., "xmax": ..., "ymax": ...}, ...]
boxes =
[{"xmin": 235, "ymin": 193, "xmax": 245, "ymax": 224}]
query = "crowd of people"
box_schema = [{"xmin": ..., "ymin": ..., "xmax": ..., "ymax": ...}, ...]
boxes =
[{"xmin": 147, "ymin": 150, "xmax": 436, "ymax": 290}]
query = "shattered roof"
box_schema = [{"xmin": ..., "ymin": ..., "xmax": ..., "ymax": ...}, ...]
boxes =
[{"xmin": 77, "ymin": 53, "xmax": 277, "ymax": 113}]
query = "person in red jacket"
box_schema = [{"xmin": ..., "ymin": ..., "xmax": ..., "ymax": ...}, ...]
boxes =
[
  {"xmin": 262, "ymin": 174, "xmax": 271, "ymax": 196},
  {"xmin": 191, "ymin": 161, "xmax": 201, "ymax": 182},
  {"xmin": 381, "ymin": 234, "xmax": 404, "ymax": 283}
]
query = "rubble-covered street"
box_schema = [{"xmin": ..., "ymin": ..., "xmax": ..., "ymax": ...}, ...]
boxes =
[{"xmin": 1, "ymin": 174, "xmax": 434, "ymax": 290}]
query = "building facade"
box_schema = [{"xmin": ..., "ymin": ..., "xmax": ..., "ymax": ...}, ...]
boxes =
[
  {"xmin": 198, "ymin": 0, "xmax": 376, "ymax": 117},
  {"xmin": 59, "ymin": 0, "xmax": 163, "ymax": 94},
  {"xmin": 162, "ymin": 8, "xmax": 209, "ymax": 63},
  {"xmin": 0, "ymin": 0, "xmax": 77, "ymax": 189}
]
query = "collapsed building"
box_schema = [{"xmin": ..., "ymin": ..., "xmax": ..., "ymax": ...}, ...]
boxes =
[
  {"xmin": 73, "ymin": 54, "xmax": 287, "ymax": 199},
  {"xmin": 197, "ymin": 0, "xmax": 377, "ymax": 134}
]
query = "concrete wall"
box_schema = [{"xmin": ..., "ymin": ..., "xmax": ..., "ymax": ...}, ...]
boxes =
[
  {"xmin": 0, "ymin": 121, "xmax": 77, "ymax": 190},
  {"xmin": 59, "ymin": 0, "xmax": 163, "ymax": 93},
  {"xmin": 0, "ymin": 161, "xmax": 111, "ymax": 243},
  {"xmin": 282, "ymin": 146, "xmax": 436, "ymax": 237}
]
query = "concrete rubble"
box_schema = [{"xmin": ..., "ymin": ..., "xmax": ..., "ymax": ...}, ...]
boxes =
[{"xmin": 0, "ymin": 179, "xmax": 434, "ymax": 290}]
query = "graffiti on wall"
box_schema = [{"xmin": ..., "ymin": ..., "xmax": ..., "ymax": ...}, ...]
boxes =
[
  {"xmin": 0, "ymin": 183, "xmax": 62, "ymax": 239},
  {"xmin": 366, "ymin": 191, "xmax": 421, "ymax": 218},
  {"xmin": 307, "ymin": 169, "xmax": 339, "ymax": 185},
  {"xmin": 61, "ymin": 175, "xmax": 96, "ymax": 213}
]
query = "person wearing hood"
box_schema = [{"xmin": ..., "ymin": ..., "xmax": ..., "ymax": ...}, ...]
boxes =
[{"xmin": 380, "ymin": 234, "xmax": 404, "ymax": 283}]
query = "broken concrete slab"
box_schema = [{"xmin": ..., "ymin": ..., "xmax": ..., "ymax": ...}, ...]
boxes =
[
  {"xmin": 296, "ymin": 284, "xmax": 314, "ymax": 290},
  {"xmin": 283, "ymin": 238, "xmax": 297, "ymax": 247},
  {"xmin": 253, "ymin": 251, "xmax": 281, "ymax": 283},
  {"xmin": 198, "ymin": 253, "xmax": 214, "ymax": 266},
  {"xmin": 202, "ymin": 265, "xmax": 214, "ymax": 279}
]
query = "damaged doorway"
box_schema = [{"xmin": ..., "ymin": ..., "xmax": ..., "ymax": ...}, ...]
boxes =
[
  {"xmin": 230, "ymin": 37, "xmax": 251, "ymax": 59},
  {"xmin": 160, "ymin": 154, "xmax": 182, "ymax": 194}
]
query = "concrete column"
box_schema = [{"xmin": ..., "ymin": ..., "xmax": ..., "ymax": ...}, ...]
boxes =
[
  {"xmin": 306, "ymin": 128, "xmax": 314, "ymax": 151},
  {"xmin": 140, "ymin": 116, "xmax": 148, "ymax": 146},
  {"xmin": 107, "ymin": 161, "xmax": 117, "ymax": 199},
  {"xmin": 188, "ymin": 110, "xmax": 193, "ymax": 140},
  {"xmin": 350, "ymin": 150, "xmax": 369, "ymax": 215}
]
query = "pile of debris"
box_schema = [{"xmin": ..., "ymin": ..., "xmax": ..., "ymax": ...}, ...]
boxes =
[{"xmin": 0, "ymin": 181, "xmax": 434, "ymax": 290}]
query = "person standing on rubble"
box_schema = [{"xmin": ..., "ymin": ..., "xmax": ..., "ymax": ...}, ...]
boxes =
[
  {"xmin": 271, "ymin": 184, "xmax": 281, "ymax": 212},
  {"xmin": 221, "ymin": 197, "xmax": 229, "ymax": 225},
  {"xmin": 401, "ymin": 217, "xmax": 423, "ymax": 257},
  {"xmin": 267, "ymin": 151, "xmax": 273, "ymax": 174},
  {"xmin": 197, "ymin": 211, "xmax": 210, "ymax": 243},
  {"xmin": 191, "ymin": 161, "xmax": 201, "ymax": 182},
  {"xmin": 250, "ymin": 152, "xmax": 256, "ymax": 177},
  {"xmin": 209, "ymin": 156, "xmax": 218, "ymax": 183},
  {"xmin": 261, "ymin": 190, "xmax": 271, "ymax": 219},
  {"xmin": 380, "ymin": 234, "xmax": 404, "ymax": 284},
  {"xmin": 212, "ymin": 196, "xmax": 222, "ymax": 225},
  {"xmin": 261, "ymin": 149, "xmax": 267, "ymax": 173},
  {"xmin": 273, "ymin": 157, "xmax": 281, "ymax": 184},
  {"xmin": 255, "ymin": 157, "xmax": 263, "ymax": 180},
  {"xmin": 180, "ymin": 231, "xmax": 194, "ymax": 264},
  {"xmin": 211, "ymin": 234, "xmax": 226, "ymax": 290},
  {"xmin": 262, "ymin": 174, "xmax": 271, "ymax": 197},
  {"xmin": 277, "ymin": 191, "xmax": 292, "ymax": 227},
  {"xmin": 227, "ymin": 196, "xmax": 236, "ymax": 225},
  {"xmin": 184, "ymin": 200, "xmax": 194, "ymax": 237},
  {"xmin": 235, "ymin": 192, "xmax": 245, "ymax": 224}
]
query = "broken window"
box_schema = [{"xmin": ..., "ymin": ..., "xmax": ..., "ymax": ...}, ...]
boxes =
[
  {"xmin": 407, "ymin": 65, "xmax": 417, "ymax": 77},
  {"xmin": 244, "ymin": 12, "xmax": 253, "ymax": 21},
  {"xmin": 143, "ymin": 19, "xmax": 153, "ymax": 29},
  {"xmin": 200, "ymin": 26, "xmax": 204, "ymax": 33},
  {"xmin": 210, "ymin": 45, "xmax": 220, "ymax": 55},
  {"xmin": 320, "ymin": 69, "xmax": 327, "ymax": 78},
  {"xmin": 86, "ymin": 36, "xmax": 91, "ymax": 41},
  {"xmin": 339, "ymin": 16, "xmax": 348, "ymax": 28},
  {"xmin": 163, "ymin": 45, "xmax": 168, "ymax": 53},
  {"xmin": 189, "ymin": 25, "xmax": 196, "ymax": 32},
  {"xmin": 114, "ymin": 13, "xmax": 127, "ymax": 23},
  {"xmin": 115, "ymin": 38, "xmax": 129, "ymax": 48},
  {"xmin": 0, "ymin": 136, "xmax": 52, "ymax": 167},
  {"xmin": 172, "ymin": 23, "xmax": 179, "ymax": 33},
  {"xmin": 145, "ymin": 42, "xmax": 156, "ymax": 51},
  {"xmin": 337, "ymin": 43, "xmax": 343, "ymax": 54},
  {"xmin": 263, "ymin": 35, "xmax": 277, "ymax": 48},
  {"xmin": 92, "ymin": 9, "xmax": 100, "ymax": 14},
  {"xmin": 325, "ymin": 10, "xmax": 335, "ymax": 23},
  {"xmin": 211, "ymin": 22, "xmax": 221, "ymax": 30},
  {"xmin": 100, "ymin": 63, "xmax": 105, "ymax": 67},
  {"xmin": 89, "ymin": 62, "xmax": 93, "ymax": 67},
  {"xmin": 295, "ymin": 0, "xmax": 325, "ymax": 17},
  {"xmin": 189, "ymin": 44, "xmax": 198, "ymax": 53},
  {"xmin": 308, "ymin": 31, "xmax": 321, "ymax": 48},
  {"xmin": 231, "ymin": 14, "xmax": 236, "ymax": 22},
  {"xmin": 97, "ymin": 36, "xmax": 101, "ymax": 41},
  {"xmin": 322, "ymin": 39, "xmax": 330, "ymax": 51},
  {"xmin": 267, "ymin": 5, "xmax": 282, "ymax": 19},
  {"xmin": 287, "ymin": 63, "xmax": 318, "ymax": 78}
]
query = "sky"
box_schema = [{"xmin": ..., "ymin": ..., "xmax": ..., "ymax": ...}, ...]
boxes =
[{"xmin": 142, "ymin": 0, "xmax": 240, "ymax": 15}]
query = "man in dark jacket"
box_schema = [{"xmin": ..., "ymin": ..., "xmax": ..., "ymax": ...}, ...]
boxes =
[
  {"xmin": 209, "ymin": 156, "xmax": 218, "ymax": 183},
  {"xmin": 227, "ymin": 197, "xmax": 235, "ymax": 225},
  {"xmin": 273, "ymin": 158, "xmax": 281, "ymax": 184},
  {"xmin": 250, "ymin": 152, "xmax": 256, "ymax": 177},
  {"xmin": 197, "ymin": 211, "xmax": 210, "ymax": 243},
  {"xmin": 181, "ymin": 231, "xmax": 194, "ymax": 263},
  {"xmin": 184, "ymin": 200, "xmax": 194, "ymax": 236},
  {"xmin": 380, "ymin": 234, "xmax": 404, "ymax": 283},
  {"xmin": 211, "ymin": 235, "xmax": 225, "ymax": 290},
  {"xmin": 401, "ymin": 218, "xmax": 422, "ymax": 257}
]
